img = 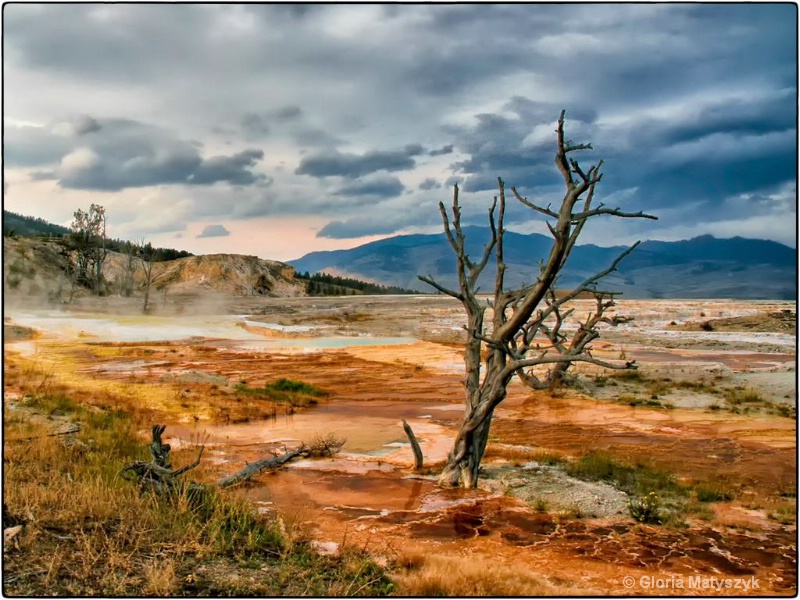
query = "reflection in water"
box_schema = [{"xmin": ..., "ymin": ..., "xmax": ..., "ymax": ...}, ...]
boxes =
[{"xmin": 403, "ymin": 479, "xmax": 424, "ymax": 511}]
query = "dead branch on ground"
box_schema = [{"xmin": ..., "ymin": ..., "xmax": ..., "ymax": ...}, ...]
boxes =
[{"xmin": 120, "ymin": 425, "xmax": 344, "ymax": 493}]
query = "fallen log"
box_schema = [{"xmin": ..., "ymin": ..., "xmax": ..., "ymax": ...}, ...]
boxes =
[
  {"xmin": 120, "ymin": 425, "xmax": 313, "ymax": 493},
  {"xmin": 402, "ymin": 419, "xmax": 424, "ymax": 471},
  {"xmin": 218, "ymin": 445, "xmax": 306, "ymax": 488}
]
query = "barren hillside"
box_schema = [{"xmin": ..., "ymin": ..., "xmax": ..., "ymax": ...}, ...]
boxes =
[
  {"xmin": 3, "ymin": 237, "xmax": 306, "ymax": 301},
  {"xmin": 147, "ymin": 253, "xmax": 304, "ymax": 297}
]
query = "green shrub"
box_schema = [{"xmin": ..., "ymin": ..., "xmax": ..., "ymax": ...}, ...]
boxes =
[
  {"xmin": 629, "ymin": 492, "xmax": 662, "ymax": 524},
  {"xmin": 265, "ymin": 378, "xmax": 327, "ymax": 397},
  {"xmin": 234, "ymin": 378, "xmax": 327, "ymax": 407}
]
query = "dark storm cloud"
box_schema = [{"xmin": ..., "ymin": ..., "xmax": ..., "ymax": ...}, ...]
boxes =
[
  {"xmin": 445, "ymin": 99, "xmax": 570, "ymax": 194},
  {"xmin": 34, "ymin": 118, "xmax": 270, "ymax": 191},
  {"xmin": 428, "ymin": 144, "xmax": 453, "ymax": 157},
  {"xmin": 449, "ymin": 87, "xmax": 795, "ymax": 216},
  {"xmin": 189, "ymin": 149, "xmax": 268, "ymax": 186},
  {"xmin": 334, "ymin": 175, "xmax": 405, "ymax": 199},
  {"xmin": 317, "ymin": 219, "xmax": 381, "ymax": 239},
  {"xmin": 197, "ymin": 224, "xmax": 230, "ymax": 238},
  {"xmin": 316, "ymin": 199, "xmax": 443, "ymax": 239},
  {"xmin": 418, "ymin": 178, "xmax": 441, "ymax": 191},
  {"xmin": 295, "ymin": 145, "xmax": 426, "ymax": 178},
  {"xmin": 49, "ymin": 114, "xmax": 102, "ymax": 136},
  {"xmin": 316, "ymin": 216, "xmax": 407, "ymax": 239}
]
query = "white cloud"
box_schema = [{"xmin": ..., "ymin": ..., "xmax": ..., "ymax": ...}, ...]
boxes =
[{"xmin": 58, "ymin": 147, "xmax": 99, "ymax": 175}]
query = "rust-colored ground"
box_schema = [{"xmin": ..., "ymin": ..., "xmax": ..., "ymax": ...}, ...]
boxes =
[{"xmin": 3, "ymin": 298, "xmax": 796, "ymax": 595}]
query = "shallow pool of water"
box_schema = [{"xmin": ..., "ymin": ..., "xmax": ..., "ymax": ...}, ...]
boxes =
[{"xmin": 6, "ymin": 310, "xmax": 417, "ymax": 349}]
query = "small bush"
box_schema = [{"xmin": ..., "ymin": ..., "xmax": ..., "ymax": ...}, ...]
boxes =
[
  {"xmin": 265, "ymin": 378, "xmax": 327, "ymax": 397},
  {"xmin": 234, "ymin": 378, "xmax": 327, "ymax": 407},
  {"xmin": 305, "ymin": 432, "xmax": 346, "ymax": 457},
  {"xmin": 611, "ymin": 370, "xmax": 644, "ymax": 382},
  {"xmin": 629, "ymin": 492, "xmax": 662, "ymax": 524}
]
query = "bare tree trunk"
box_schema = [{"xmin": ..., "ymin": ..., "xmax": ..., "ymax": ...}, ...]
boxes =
[
  {"xmin": 94, "ymin": 211, "xmax": 108, "ymax": 295},
  {"xmin": 401, "ymin": 419, "xmax": 424, "ymax": 470},
  {"xmin": 143, "ymin": 272, "xmax": 152, "ymax": 313},
  {"xmin": 438, "ymin": 404, "xmax": 497, "ymax": 488}
]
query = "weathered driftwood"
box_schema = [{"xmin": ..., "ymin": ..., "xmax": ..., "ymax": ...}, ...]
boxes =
[
  {"xmin": 120, "ymin": 426, "xmax": 205, "ymax": 494},
  {"xmin": 401, "ymin": 419, "xmax": 424, "ymax": 470},
  {"xmin": 121, "ymin": 425, "xmax": 314, "ymax": 493},
  {"xmin": 218, "ymin": 445, "xmax": 307, "ymax": 488}
]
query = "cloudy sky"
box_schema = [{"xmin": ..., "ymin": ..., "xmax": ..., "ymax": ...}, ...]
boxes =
[{"xmin": 3, "ymin": 3, "xmax": 797, "ymax": 261}]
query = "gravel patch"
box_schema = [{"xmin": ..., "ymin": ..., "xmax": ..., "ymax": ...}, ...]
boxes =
[{"xmin": 480, "ymin": 463, "xmax": 629, "ymax": 518}]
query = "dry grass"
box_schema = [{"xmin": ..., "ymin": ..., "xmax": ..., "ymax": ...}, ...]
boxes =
[
  {"xmin": 392, "ymin": 553, "xmax": 591, "ymax": 596},
  {"xmin": 483, "ymin": 445, "xmax": 568, "ymax": 466},
  {"xmin": 2, "ymin": 357, "xmax": 393, "ymax": 596},
  {"xmin": 143, "ymin": 558, "xmax": 179, "ymax": 596}
]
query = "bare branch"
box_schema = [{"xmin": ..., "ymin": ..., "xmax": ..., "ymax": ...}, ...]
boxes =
[
  {"xmin": 438, "ymin": 199, "xmax": 459, "ymax": 255},
  {"xmin": 510, "ymin": 187, "xmax": 559, "ymax": 219},
  {"xmin": 573, "ymin": 206, "xmax": 658, "ymax": 221},
  {"xmin": 516, "ymin": 369, "xmax": 548, "ymax": 390},
  {"xmin": 493, "ymin": 177, "xmax": 507, "ymax": 312},
  {"xmin": 554, "ymin": 110, "xmax": 573, "ymax": 186},
  {"xmin": 501, "ymin": 353, "xmax": 637, "ymax": 381},
  {"xmin": 418, "ymin": 275, "xmax": 463, "ymax": 301},
  {"xmin": 468, "ymin": 196, "xmax": 498, "ymax": 289},
  {"xmin": 170, "ymin": 446, "xmax": 205, "ymax": 477}
]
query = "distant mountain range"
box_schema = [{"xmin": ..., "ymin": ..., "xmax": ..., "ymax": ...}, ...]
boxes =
[{"xmin": 291, "ymin": 228, "xmax": 797, "ymax": 300}]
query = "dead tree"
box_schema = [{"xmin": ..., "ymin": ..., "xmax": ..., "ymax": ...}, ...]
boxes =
[
  {"xmin": 138, "ymin": 240, "xmax": 156, "ymax": 313},
  {"xmin": 517, "ymin": 289, "xmax": 635, "ymax": 390},
  {"xmin": 419, "ymin": 111, "xmax": 657, "ymax": 488}
]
